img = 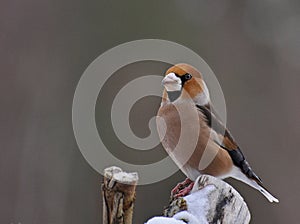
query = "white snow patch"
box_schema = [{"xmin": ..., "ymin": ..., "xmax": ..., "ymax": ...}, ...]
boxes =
[
  {"xmin": 113, "ymin": 172, "xmax": 138, "ymax": 183},
  {"xmin": 185, "ymin": 185, "xmax": 215, "ymax": 223},
  {"xmin": 145, "ymin": 185, "xmax": 215, "ymax": 224},
  {"xmin": 145, "ymin": 211, "xmax": 203, "ymax": 224},
  {"xmin": 145, "ymin": 216, "xmax": 186, "ymax": 224}
]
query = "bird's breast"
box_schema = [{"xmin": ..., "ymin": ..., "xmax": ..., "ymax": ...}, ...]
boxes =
[{"xmin": 156, "ymin": 101, "xmax": 210, "ymax": 169}]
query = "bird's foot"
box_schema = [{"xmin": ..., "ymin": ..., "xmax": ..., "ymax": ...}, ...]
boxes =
[{"xmin": 171, "ymin": 178, "xmax": 194, "ymax": 198}]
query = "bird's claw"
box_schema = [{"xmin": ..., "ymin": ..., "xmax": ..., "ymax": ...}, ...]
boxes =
[{"xmin": 171, "ymin": 178, "xmax": 194, "ymax": 198}]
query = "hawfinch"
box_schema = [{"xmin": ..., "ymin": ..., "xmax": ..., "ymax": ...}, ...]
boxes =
[{"xmin": 156, "ymin": 63, "xmax": 279, "ymax": 203}]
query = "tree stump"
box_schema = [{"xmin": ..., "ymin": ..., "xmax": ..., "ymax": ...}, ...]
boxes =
[
  {"xmin": 146, "ymin": 175, "xmax": 251, "ymax": 224},
  {"xmin": 102, "ymin": 166, "xmax": 138, "ymax": 224}
]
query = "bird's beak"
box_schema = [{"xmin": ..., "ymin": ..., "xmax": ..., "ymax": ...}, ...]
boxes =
[{"xmin": 162, "ymin": 73, "xmax": 182, "ymax": 91}]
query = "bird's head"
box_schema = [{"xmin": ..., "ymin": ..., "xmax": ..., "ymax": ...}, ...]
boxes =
[{"xmin": 162, "ymin": 63, "xmax": 210, "ymax": 105}]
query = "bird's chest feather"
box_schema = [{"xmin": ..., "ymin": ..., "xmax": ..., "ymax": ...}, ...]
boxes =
[{"xmin": 157, "ymin": 102, "xmax": 210, "ymax": 167}]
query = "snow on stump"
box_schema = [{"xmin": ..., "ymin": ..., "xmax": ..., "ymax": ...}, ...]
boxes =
[
  {"xmin": 146, "ymin": 175, "xmax": 250, "ymax": 224},
  {"xmin": 102, "ymin": 166, "xmax": 138, "ymax": 224}
]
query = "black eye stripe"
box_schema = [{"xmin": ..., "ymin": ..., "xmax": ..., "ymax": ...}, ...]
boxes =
[{"xmin": 174, "ymin": 73, "xmax": 192, "ymax": 86}]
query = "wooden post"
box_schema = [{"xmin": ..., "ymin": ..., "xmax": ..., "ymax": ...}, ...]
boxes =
[{"xmin": 102, "ymin": 166, "xmax": 138, "ymax": 224}]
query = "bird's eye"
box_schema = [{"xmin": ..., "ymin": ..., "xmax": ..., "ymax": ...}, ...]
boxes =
[{"xmin": 184, "ymin": 73, "xmax": 192, "ymax": 80}]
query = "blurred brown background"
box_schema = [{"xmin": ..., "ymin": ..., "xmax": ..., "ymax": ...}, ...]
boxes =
[{"xmin": 1, "ymin": 0, "xmax": 300, "ymax": 223}]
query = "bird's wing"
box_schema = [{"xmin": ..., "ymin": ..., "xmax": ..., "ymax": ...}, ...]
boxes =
[{"xmin": 196, "ymin": 104, "xmax": 263, "ymax": 184}]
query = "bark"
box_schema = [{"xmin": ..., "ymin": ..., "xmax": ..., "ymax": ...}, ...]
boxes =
[{"xmin": 102, "ymin": 166, "xmax": 138, "ymax": 224}]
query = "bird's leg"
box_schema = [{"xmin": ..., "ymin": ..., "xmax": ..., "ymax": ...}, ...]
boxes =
[
  {"xmin": 171, "ymin": 178, "xmax": 192, "ymax": 195},
  {"xmin": 171, "ymin": 178, "xmax": 194, "ymax": 198},
  {"xmin": 173, "ymin": 181, "xmax": 194, "ymax": 198}
]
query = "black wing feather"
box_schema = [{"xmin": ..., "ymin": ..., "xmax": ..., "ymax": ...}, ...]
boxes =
[{"xmin": 196, "ymin": 104, "xmax": 263, "ymax": 184}]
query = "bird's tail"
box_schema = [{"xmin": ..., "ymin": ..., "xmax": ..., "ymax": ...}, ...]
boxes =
[
  {"xmin": 257, "ymin": 184, "xmax": 279, "ymax": 203},
  {"xmin": 231, "ymin": 167, "xmax": 279, "ymax": 203}
]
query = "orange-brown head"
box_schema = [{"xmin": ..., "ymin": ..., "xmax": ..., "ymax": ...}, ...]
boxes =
[{"xmin": 162, "ymin": 63, "xmax": 210, "ymax": 105}]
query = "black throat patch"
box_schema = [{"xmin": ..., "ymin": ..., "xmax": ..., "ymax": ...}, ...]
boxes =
[{"xmin": 167, "ymin": 90, "xmax": 182, "ymax": 102}]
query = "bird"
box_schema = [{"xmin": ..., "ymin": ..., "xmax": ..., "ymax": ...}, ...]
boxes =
[{"xmin": 156, "ymin": 63, "xmax": 279, "ymax": 203}]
